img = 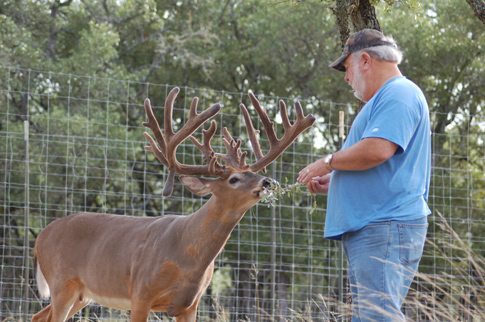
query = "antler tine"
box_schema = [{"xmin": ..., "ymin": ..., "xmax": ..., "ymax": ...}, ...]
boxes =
[
  {"xmin": 189, "ymin": 120, "xmax": 228, "ymax": 176},
  {"xmin": 216, "ymin": 128, "xmax": 249, "ymax": 171},
  {"xmin": 143, "ymin": 98, "xmax": 169, "ymax": 167},
  {"xmin": 243, "ymin": 91, "xmax": 316, "ymax": 173},
  {"xmin": 169, "ymin": 94, "xmax": 221, "ymax": 150},
  {"xmin": 248, "ymin": 91, "xmax": 278, "ymax": 143},
  {"xmin": 163, "ymin": 87, "xmax": 180, "ymax": 140},
  {"xmin": 239, "ymin": 102, "xmax": 267, "ymax": 173},
  {"xmin": 189, "ymin": 120, "xmax": 218, "ymax": 164},
  {"xmin": 278, "ymin": 100, "xmax": 292, "ymax": 131}
]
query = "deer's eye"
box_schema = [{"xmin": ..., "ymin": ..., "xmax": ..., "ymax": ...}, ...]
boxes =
[{"xmin": 229, "ymin": 177, "xmax": 239, "ymax": 184}]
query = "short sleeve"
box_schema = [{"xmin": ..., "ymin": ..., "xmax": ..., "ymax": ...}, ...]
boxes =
[{"xmin": 362, "ymin": 99, "xmax": 420, "ymax": 155}]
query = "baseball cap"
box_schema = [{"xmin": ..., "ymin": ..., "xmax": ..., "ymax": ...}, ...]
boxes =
[{"xmin": 329, "ymin": 29, "xmax": 397, "ymax": 72}]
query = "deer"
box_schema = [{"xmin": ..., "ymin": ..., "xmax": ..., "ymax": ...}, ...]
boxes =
[{"xmin": 31, "ymin": 87, "xmax": 315, "ymax": 322}]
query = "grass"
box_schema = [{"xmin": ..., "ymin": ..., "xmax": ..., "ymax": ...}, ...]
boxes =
[{"xmin": 5, "ymin": 213, "xmax": 484, "ymax": 322}]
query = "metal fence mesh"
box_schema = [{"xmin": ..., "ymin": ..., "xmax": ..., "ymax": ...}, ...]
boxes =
[{"xmin": 1, "ymin": 67, "xmax": 484, "ymax": 321}]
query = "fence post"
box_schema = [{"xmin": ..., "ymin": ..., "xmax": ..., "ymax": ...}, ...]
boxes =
[
  {"xmin": 271, "ymin": 161, "xmax": 277, "ymax": 321},
  {"xmin": 23, "ymin": 119, "xmax": 30, "ymax": 319},
  {"xmin": 338, "ymin": 110, "xmax": 345, "ymax": 321}
]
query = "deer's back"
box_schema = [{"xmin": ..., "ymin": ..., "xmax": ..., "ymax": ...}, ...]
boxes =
[{"xmin": 35, "ymin": 212, "xmax": 188, "ymax": 298}]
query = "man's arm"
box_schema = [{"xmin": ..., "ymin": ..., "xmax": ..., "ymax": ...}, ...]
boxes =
[{"xmin": 298, "ymin": 137, "xmax": 399, "ymax": 185}]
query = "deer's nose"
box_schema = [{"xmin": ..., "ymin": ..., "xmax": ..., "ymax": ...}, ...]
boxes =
[{"xmin": 262, "ymin": 178, "xmax": 278, "ymax": 189}]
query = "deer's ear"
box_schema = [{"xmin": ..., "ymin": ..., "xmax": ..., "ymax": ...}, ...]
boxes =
[{"xmin": 179, "ymin": 176, "xmax": 214, "ymax": 196}]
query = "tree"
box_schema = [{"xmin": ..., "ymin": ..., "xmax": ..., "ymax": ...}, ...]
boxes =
[
  {"xmin": 332, "ymin": 0, "xmax": 381, "ymax": 48},
  {"xmin": 464, "ymin": 0, "xmax": 485, "ymax": 24}
]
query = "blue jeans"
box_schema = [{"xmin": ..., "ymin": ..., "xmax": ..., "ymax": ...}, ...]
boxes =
[{"xmin": 342, "ymin": 217, "xmax": 428, "ymax": 322}]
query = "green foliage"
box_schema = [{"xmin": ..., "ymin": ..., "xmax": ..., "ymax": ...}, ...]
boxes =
[
  {"xmin": 68, "ymin": 21, "xmax": 120, "ymax": 74},
  {"xmin": 373, "ymin": 0, "xmax": 422, "ymax": 12}
]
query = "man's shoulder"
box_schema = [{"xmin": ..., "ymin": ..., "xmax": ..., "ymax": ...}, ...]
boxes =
[
  {"xmin": 385, "ymin": 77, "xmax": 424, "ymax": 96},
  {"xmin": 377, "ymin": 77, "xmax": 427, "ymax": 107}
]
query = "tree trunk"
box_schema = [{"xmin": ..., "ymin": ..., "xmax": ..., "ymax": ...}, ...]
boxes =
[
  {"xmin": 333, "ymin": 0, "xmax": 381, "ymax": 48},
  {"xmin": 46, "ymin": 0, "xmax": 73, "ymax": 60},
  {"xmin": 349, "ymin": 0, "xmax": 381, "ymax": 32},
  {"xmin": 464, "ymin": 0, "xmax": 485, "ymax": 24},
  {"xmin": 333, "ymin": 0, "xmax": 352, "ymax": 50}
]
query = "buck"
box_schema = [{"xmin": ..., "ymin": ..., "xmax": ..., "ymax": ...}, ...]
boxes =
[{"xmin": 32, "ymin": 87, "xmax": 315, "ymax": 322}]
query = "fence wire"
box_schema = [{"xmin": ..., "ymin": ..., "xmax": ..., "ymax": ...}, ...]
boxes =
[{"xmin": 1, "ymin": 67, "xmax": 484, "ymax": 321}]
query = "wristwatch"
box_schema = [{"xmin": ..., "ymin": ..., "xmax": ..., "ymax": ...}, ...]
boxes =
[{"xmin": 324, "ymin": 154, "xmax": 334, "ymax": 171}]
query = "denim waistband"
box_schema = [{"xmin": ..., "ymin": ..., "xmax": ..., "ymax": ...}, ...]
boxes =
[{"xmin": 369, "ymin": 216, "xmax": 428, "ymax": 226}]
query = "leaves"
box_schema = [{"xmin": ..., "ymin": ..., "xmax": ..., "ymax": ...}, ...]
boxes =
[{"xmin": 260, "ymin": 179, "xmax": 319, "ymax": 215}]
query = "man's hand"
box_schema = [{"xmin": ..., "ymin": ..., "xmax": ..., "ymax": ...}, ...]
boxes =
[
  {"xmin": 307, "ymin": 174, "xmax": 331, "ymax": 194},
  {"xmin": 297, "ymin": 158, "xmax": 331, "ymax": 184}
]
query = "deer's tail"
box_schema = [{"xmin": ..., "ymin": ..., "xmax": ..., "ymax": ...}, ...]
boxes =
[{"xmin": 34, "ymin": 245, "xmax": 50, "ymax": 300}]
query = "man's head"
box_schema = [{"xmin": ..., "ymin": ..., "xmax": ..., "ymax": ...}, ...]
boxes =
[
  {"xmin": 329, "ymin": 29, "xmax": 403, "ymax": 72},
  {"xmin": 331, "ymin": 29, "xmax": 404, "ymax": 102}
]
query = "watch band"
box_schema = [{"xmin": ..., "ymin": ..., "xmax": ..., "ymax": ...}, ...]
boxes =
[{"xmin": 324, "ymin": 154, "xmax": 334, "ymax": 171}]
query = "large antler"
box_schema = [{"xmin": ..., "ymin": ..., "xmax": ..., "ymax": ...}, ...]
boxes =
[
  {"xmin": 240, "ymin": 91, "xmax": 316, "ymax": 173},
  {"xmin": 143, "ymin": 88, "xmax": 315, "ymax": 196},
  {"xmin": 143, "ymin": 87, "xmax": 225, "ymax": 196}
]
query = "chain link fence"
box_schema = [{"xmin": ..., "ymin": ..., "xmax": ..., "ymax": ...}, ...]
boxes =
[{"xmin": 1, "ymin": 67, "xmax": 484, "ymax": 321}]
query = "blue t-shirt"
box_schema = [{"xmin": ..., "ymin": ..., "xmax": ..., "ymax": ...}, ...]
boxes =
[{"xmin": 325, "ymin": 76, "xmax": 431, "ymax": 240}]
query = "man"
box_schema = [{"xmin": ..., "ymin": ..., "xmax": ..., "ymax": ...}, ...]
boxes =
[{"xmin": 297, "ymin": 29, "xmax": 430, "ymax": 322}]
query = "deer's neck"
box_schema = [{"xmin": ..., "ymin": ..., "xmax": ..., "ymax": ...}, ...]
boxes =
[{"xmin": 183, "ymin": 196, "xmax": 251, "ymax": 266}]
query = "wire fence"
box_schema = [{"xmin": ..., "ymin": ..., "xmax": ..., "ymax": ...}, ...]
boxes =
[{"xmin": 1, "ymin": 67, "xmax": 484, "ymax": 321}]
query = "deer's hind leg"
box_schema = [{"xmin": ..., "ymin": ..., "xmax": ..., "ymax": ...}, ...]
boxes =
[
  {"xmin": 32, "ymin": 304, "xmax": 52, "ymax": 322},
  {"xmin": 31, "ymin": 295, "xmax": 75, "ymax": 322},
  {"xmin": 65, "ymin": 296, "xmax": 91, "ymax": 320},
  {"xmin": 32, "ymin": 296, "xmax": 91, "ymax": 322},
  {"xmin": 32, "ymin": 279, "xmax": 86, "ymax": 322}
]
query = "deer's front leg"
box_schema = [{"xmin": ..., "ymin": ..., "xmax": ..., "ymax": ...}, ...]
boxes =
[
  {"xmin": 130, "ymin": 300, "xmax": 151, "ymax": 322},
  {"xmin": 174, "ymin": 301, "xmax": 199, "ymax": 322}
]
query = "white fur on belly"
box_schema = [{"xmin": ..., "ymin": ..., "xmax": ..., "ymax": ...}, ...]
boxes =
[{"xmin": 85, "ymin": 291, "xmax": 132, "ymax": 310}]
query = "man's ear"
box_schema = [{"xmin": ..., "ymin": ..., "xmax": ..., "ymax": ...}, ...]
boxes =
[
  {"xmin": 179, "ymin": 176, "xmax": 215, "ymax": 196},
  {"xmin": 361, "ymin": 52, "xmax": 372, "ymax": 70}
]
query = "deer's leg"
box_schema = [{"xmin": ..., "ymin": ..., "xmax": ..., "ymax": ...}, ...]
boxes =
[
  {"xmin": 31, "ymin": 291, "xmax": 82, "ymax": 322},
  {"xmin": 64, "ymin": 297, "xmax": 91, "ymax": 320},
  {"xmin": 38, "ymin": 278, "xmax": 85, "ymax": 322},
  {"xmin": 32, "ymin": 304, "xmax": 52, "ymax": 322},
  {"xmin": 130, "ymin": 301, "xmax": 151, "ymax": 322},
  {"xmin": 43, "ymin": 291, "xmax": 78, "ymax": 322},
  {"xmin": 175, "ymin": 299, "xmax": 199, "ymax": 322}
]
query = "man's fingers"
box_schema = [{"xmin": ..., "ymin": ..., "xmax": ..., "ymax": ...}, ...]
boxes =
[
  {"xmin": 307, "ymin": 182, "xmax": 316, "ymax": 194},
  {"xmin": 298, "ymin": 171, "xmax": 310, "ymax": 183},
  {"xmin": 307, "ymin": 178, "xmax": 329, "ymax": 194}
]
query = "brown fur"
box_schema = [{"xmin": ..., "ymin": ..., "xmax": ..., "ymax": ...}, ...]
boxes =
[{"xmin": 32, "ymin": 173, "xmax": 267, "ymax": 322}]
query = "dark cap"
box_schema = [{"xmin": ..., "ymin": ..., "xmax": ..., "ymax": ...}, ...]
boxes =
[{"xmin": 329, "ymin": 29, "xmax": 397, "ymax": 72}]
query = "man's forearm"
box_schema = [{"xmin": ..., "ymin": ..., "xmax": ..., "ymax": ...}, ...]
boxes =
[
  {"xmin": 331, "ymin": 137, "xmax": 399, "ymax": 171},
  {"xmin": 297, "ymin": 137, "xmax": 398, "ymax": 184}
]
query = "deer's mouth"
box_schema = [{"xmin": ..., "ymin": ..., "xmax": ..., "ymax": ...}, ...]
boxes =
[
  {"xmin": 254, "ymin": 180, "xmax": 277, "ymax": 198},
  {"xmin": 253, "ymin": 189, "xmax": 263, "ymax": 198}
]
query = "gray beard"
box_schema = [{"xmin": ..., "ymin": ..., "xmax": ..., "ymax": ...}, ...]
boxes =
[{"xmin": 352, "ymin": 67, "xmax": 366, "ymax": 102}]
